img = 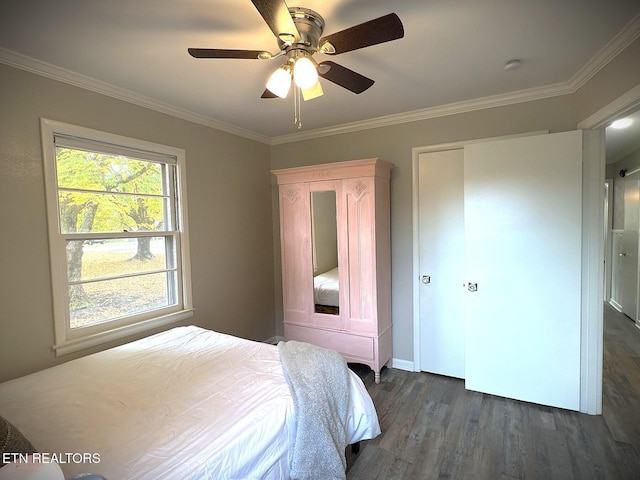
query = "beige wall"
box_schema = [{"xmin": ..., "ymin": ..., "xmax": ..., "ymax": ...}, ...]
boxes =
[
  {"xmin": 270, "ymin": 97, "xmax": 577, "ymax": 365},
  {"xmin": 2, "ymin": 33, "xmax": 639, "ymax": 382},
  {"xmin": 270, "ymin": 36, "xmax": 640, "ymax": 367},
  {"xmin": 0, "ymin": 64, "xmax": 274, "ymax": 382}
]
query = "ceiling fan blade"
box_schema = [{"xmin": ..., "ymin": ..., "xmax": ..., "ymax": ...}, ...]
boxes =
[
  {"xmin": 251, "ymin": 0, "xmax": 300, "ymax": 43},
  {"xmin": 319, "ymin": 13, "xmax": 404, "ymax": 55},
  {"xmin": 318, "ymin": 61, "xmax": 374, "ymax": 94},
  {"xmin": 261, "ymin": 89, "xmax": 280, "ymax": 98},
  {"xmin": 188, "ymin": 48, "xmax": 270, "ymax": 59}
]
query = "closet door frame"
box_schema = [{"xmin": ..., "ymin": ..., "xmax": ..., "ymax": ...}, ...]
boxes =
[
  {"xmin": 411, "ymin": 129, "xmax": 597, "ymax": 393},
  {"xmin": 412, "ymin": 83, "xmax": 640, "ymax": 415},
  {"xmin": 575, "ymin": 83, "xmax": 640, "ymax": 414}
]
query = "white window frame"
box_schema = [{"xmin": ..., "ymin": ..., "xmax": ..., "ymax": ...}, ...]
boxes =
[{"xmin": 41, "ymin": 118, "xmax": 193, "ymax": 356}]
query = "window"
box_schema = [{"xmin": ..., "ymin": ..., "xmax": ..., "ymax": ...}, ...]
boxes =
[{"xmin": 41, "ymin": 119, "xmax": 193, "ymax": 355}]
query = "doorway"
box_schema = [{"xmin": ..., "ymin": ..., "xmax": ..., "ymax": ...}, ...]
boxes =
[{"xmin": 604, "ymin": 107, "xmax": 640, "ymax": 325}]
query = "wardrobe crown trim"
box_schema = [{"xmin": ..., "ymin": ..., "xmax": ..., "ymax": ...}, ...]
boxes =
[{"xmin": 272, "ymin": 158, "xmax": 394, "ymax": 185}]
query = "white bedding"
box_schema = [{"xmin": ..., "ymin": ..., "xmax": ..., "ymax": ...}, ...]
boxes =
[
  {"xmin": 0, "ymin": 326, "xmax": 380, "ymax": 479},
  {"xmin": 314, "ymin": 266, "xmax": 340, "ymax": 307}
]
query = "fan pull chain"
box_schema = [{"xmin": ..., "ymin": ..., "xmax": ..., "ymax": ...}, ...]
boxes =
[{"xmin": 294, "ymin": 85, "xmax": 302, "ymax": 129}]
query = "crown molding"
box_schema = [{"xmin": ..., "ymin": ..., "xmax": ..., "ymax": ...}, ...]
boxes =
[
  {"xmin": 0, "ymin": 47, "xmax": 271, "ymax": 145},
  {"xmin": 2, "ymin": 12, "xmax": 639, "ymax": 147},
  {"xmin": 270, "ymin": 13, "xmax": 640, "ymax": 145},
  {"xmin": 270, "ymin": 82, "xmax": 571, "ymax": 145},
  {"xmin": 568, "ymin": 13, "xmax": 640, "ymax": 93}
]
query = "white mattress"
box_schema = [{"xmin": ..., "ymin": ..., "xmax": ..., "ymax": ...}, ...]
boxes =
[
  {"xmin": 0, "ymin": 326, "xmax": 380, "ymax": 480},
  {"xmin": 314, "ymin": 267, "xmax": 340, "ymax": 307}
]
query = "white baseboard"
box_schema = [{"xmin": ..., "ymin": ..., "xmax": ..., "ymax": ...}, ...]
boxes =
[
  {"xmin": 390, "ymin": 358, "xmax": 415, "ymax": 372},
  {"xmin": 608, "ymin": 299, "xmax": 623, "ymax": 312},
  {"xmin": 265, "ymin": 335, "xmax": 285, "ymax": 345}
]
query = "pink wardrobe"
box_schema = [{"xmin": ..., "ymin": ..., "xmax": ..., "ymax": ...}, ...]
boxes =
[{"xmin": 272, "ymin": 159, "xmax": 393, "ymax": 383}]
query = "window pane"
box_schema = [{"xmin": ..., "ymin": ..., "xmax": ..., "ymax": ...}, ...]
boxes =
[
  {"xmin": 58, "ymin": 191, "xmax": 168, "ymax": 233},
  {"xmin": 43, "ymin": 120, "xmax": 191, "ymax": 353},
  {"xmin": 56, "ymin": 147, "xmax": 164, "ymax": 195},
  {"xmin": 69, "ymin": 272, "xmax": 177, "ymax": 329},
  {"xmin": 66, "ymin": 238, "xmax": 174, "ymax": 281}
]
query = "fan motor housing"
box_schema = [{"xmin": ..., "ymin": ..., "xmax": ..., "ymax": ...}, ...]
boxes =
[{"xmin": 278, "ymin": 7, "xmax": 325, "ymax": 53}]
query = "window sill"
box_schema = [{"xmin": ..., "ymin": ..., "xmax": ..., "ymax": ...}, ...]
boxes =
[{"xmin": 53, "ymin": 308, "xmax": 195, "ymax": 356}]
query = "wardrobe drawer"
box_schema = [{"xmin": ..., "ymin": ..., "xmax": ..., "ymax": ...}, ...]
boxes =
[{"xmin": 285, "ymin": 324, "xmax": 374, "ymax": 360}]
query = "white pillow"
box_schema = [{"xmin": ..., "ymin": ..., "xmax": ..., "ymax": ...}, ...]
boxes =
[{"xmin": 0, "ymin": 456, "xmax": 64, "ymax": 480}]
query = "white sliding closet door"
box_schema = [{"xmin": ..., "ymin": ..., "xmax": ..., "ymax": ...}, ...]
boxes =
[
  {"xmin": 463, "ymin": 131, "xmax": 583, "ymax": 410},
  {"xmin": 418, "ymin": 149, "xmax": 466, "ymax": 378}
]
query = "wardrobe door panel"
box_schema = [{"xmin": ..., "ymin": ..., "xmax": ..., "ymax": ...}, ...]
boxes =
[
  {"xmin": 374, "ymin": 175, "xmax": 392, "ymax": 332},
  {"xmin": 345, "ymin": 177, "xmax": 377, "ymax": 335},
  {"xmin": 279, "ymin": 183, "xmax": 313, "ymax": 324}
]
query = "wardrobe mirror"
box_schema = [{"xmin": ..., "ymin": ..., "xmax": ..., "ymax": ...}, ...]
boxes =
[{"xmin": 311, "ymin": 190, "xmax": 339, "ymax": 314}]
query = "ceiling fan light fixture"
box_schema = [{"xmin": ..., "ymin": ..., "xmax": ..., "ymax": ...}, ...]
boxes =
[
  {"xmin": 610, "ymin": 118, "xmax": 633, "ymax": 129},
  {"xmin": 188, "ymin": 4, "xmax": 405, "ymax": 129},
  {"xmin": 302, "ymin": 80, "xmax": 323, "ymax": 101},
  {"xmin": 293, "ymin": 56, "xmax": 318, "ymax": 89},
  {"xmin": 266, "ymin": 64, "xmax": 292, "ymax": 98}
]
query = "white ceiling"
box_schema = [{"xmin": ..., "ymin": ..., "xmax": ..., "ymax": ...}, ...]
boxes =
[{"xmin": 1, "ymin": 0, "xmax": 639, "ymax": 147}]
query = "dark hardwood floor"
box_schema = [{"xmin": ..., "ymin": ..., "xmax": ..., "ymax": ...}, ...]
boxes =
[{"xmin": 347, "ymin": 304, "xmax": 640, "ymax": 479}]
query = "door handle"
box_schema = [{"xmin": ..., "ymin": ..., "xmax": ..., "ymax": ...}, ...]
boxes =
[
  {"xmin": 421, "ymin": 275, "xmax": 431, "ymax": 284},
  {"xmin": 467, "ymin": 283, "xmax": 478, "ymax": 292},
  {"xmin": 619, "ymin": 252, "xmax": 627, "ymax": 257}
]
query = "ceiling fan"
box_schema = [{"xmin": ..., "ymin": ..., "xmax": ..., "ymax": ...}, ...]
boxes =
[{"xmin": 188, "ymin": 0, "xmax": 404, "ymax": 127}]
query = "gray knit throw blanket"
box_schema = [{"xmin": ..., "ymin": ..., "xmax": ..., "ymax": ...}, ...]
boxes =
[{"xmin": 278, "ymin": 340, "xmax": 350, "ymax": 480}]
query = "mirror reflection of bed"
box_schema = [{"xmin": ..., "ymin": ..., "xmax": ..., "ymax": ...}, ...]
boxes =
[
  {"xmin": 311, "ymin": 190, "xmax": 339, "ymax": 315},
  {"xmin": 314, "ymin": 266, "xmax": 339, "ymax": 314}
]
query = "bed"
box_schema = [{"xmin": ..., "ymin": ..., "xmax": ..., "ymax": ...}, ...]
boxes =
[
  {"xmin": 314, "ymin": 266, "xmax": 340, "ymax": 313},
  {"xmin": 0, "ymin": 326, "xmax": 380, "ymax": 479}
]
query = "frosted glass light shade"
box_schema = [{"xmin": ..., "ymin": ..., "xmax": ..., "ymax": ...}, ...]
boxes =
[
  {"xmin": 293, "ymin": 57, "xmax": 318, "ymax": 89},
  {"xmin": 266, "ymin": 67, "xmax": 291, "ymax": 98},
  {"xmin": 611, "ymin": 118, "xmax": 633, "ymax": 129}
]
